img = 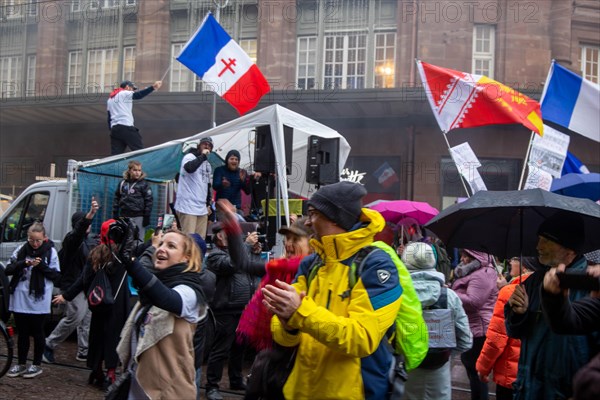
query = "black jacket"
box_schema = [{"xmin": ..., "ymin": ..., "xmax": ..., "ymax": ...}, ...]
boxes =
[
  {"xmin": 205, "ymin": 234, "xmax": 264, "ymax": 313},
  {"xmin": 58, "ymin": 217, "xmax": 98, "ymax": 290},
  {"xmin": 112, "ymin": 178, "xmax": 153, "ymax": 218}
]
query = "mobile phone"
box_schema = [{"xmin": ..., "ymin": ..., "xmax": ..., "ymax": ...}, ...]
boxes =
[
  {"xmin": 158, "ymin": 213, "xmax": 175, "ymax": 230},
  {"xmin": 556, "ymin": 270, "xmax": 600, "ymax": 291}
]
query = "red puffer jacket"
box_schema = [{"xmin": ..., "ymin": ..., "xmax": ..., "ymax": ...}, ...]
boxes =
[{"xmin": 476, "ymin": 274, "xmax": 531, "ymax": 388}]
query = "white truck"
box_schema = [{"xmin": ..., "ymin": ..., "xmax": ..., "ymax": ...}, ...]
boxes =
[{"xmin": 0, "ymin": 160, "xmax": 172, "ymax": 265}]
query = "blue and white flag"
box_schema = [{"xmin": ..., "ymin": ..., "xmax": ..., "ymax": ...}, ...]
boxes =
[
  {"xmin": 561, "ymin": 151, "xmax": 590, "ymax": 176},
  {"xmin": 540, "ymin": 61, "xmax": 600, "ymax": 143},
  {"xmin": 176, "ymin": 13, "xmax": 270, "ymax": 115}
]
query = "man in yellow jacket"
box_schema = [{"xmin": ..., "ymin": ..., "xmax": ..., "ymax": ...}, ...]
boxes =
[{"xmin": 262, "ymin": 181, "xmax": 403, "ymax": 400}]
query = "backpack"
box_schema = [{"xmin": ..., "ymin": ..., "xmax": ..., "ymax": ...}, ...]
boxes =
[
  {"xmin": 307, "ymin": 240, "xmax": 429, "ymax": 371},
  {"xmin": 418, "ymin": 287, "xmax": 455, "ymax": 369},
  {"xmin": 87, "ymin": 264, "xmax": 127, "ymax": 313}
]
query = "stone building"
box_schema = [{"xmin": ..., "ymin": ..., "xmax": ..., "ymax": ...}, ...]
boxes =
[{"xmin": 1, "ymin": 0, "xmax": 599, "ymax": 209}]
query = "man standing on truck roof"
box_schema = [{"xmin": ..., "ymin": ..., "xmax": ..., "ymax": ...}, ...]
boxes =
[
  {"xmin": 107, "ymin": 80, "xmax": 162, "ymax": 155},
  {"xmin": 43, "ymin": 198, "xmax": 99, "ymax": 364}
]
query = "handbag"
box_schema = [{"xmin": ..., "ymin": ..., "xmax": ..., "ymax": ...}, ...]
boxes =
[
  {"xmin": 244, "ymin": 344, "xmax": 297, "ymax": 400},
  {"xmin": 87, "ymin": 264, "xmax": 126, "ymax": 313},
  {"xmin": 104, "ymin": 370, "xmax": 132, "ymax": 400}
]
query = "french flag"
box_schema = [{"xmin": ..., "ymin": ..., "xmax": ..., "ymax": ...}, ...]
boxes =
[
  {"xmin": 541, "ymin": 61, "xmax": 600, "ymax": 143},
  {"xmin": 176, "ymin": 13, "xmax": 270, "ymax": 115},
  {"xmin": 373, "ymin": 162, "xmax": 399, "ymax": 189}
]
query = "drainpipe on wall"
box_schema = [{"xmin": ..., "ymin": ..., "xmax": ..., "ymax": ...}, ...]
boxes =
[{"xmin": 407, "ymin": 125, "xmax": 415, "ymax": 200}]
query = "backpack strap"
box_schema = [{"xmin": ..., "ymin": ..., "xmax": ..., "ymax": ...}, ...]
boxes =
[
  {"xmin": 348, "ymin": 245, "xmax": 378, "ymax": 289},
  {"xmin": 305, "ymin": 255, "xmax": 323, "ymax": 290}
]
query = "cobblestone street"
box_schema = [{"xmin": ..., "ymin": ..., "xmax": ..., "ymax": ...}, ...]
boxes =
[{"xmin": 1, "ymin": 337, "xmax": 482, "ymax": 399}]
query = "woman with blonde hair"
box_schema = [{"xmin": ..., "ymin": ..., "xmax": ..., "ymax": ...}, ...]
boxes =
[
  {"xmin": 5, "ymin": 222, "xmax": 60, "ymax": 378},
  {"xmin": 116, "ymin": 224, "xmax": 207, "ymax": 399}
]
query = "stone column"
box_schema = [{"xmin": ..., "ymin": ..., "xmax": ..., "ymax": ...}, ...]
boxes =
[
  {"xmin": 35, "ymin": 2, "xmax": 67, "ymax": 97},
  {"xmin": 256, "ymin": 0, "xmax": 297, "ymax": 89},
  {"xmin": 135, "ymin": 0, "xmax": 171, "ymax": 88},
  {"xmin": 550, "ymin": 0, "xmax": 572, "ymax": 66}
]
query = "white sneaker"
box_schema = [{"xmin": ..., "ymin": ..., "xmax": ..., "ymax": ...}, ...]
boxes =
[
  {"xmin": 6, "ymin": 364, "xmax": 27, "ymax": 378},
  {"xmin": 23, "ymin": 365, "xmax": 43, "ymax": 378}
]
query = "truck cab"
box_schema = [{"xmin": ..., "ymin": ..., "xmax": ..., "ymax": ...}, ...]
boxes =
[{"xmin": 0, "ymin": 180, "xmax": 69, "ymax": 264}]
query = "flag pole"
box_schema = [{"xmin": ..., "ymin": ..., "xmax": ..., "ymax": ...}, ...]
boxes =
[
  {"xmin": 517, "ymin": 131, "xmax": 535, "ymax": 190},
  {"xmin": 160, "ymin": 65, "xmax": 171, "ymax": 82},
  {"xmin": 211, "ymin": 0, "xmax": 230, "ymax": 128},
  {"xmin": 442, "ymin": 132, "xmax": 471, "ymax": 198}
]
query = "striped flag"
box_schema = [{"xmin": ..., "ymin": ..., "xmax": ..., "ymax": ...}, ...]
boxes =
[
  {"xmin": 176, "ymin": 13, "xmax": 270, "ymax": 115},
  {"xmin": 541, "ymin": 61, "xmax": 600, "ymax": 143}
]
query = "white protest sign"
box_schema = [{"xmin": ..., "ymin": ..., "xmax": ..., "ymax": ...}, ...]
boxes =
[{"xmin": 529, "ymin": 125, "xmax": 570, "ymax": 178}]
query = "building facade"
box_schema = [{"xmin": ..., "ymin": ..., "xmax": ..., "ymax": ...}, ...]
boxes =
[{"xmin": 1, "ymin": 0, "xmax": 599, "ymax": 209}]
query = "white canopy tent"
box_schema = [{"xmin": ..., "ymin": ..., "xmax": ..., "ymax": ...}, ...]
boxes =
[{"xmin": 77, "ymin": 104, "xmax": 351, "ymax": 226}]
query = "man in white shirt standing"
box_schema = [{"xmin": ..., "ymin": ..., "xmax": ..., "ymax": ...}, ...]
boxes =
[
  {"xmin": 107, "ymin": 80, "xmax": 162, "ymax": 155},
  {"xmin": 175, "ymin": 137, "xmax": 214, "ymax": 238}
]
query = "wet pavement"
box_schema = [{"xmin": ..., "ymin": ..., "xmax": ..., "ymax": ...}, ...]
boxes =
[{"xmin": 1, "ymin": 337, "xmax": 483, "ymax": 399}]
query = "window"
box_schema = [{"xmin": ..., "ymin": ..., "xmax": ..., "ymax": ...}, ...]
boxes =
[
  {"xmin": 26, "ymin": 55, "xmax": 35, "ymax": 97},
  {"xmin": 0, "ymin": 0, "xmax": 36, "ymax": 18},
  {"xmin": 123, "ymin": 46, "xmax": 136, "ymax": 82},
  {"xmin": 171, "ymin": 43, "xmax": 190, "ymax": 92},
  {"xmin": 1, "ymin": 191, "xmax": 50, "ymax": 243},
  {"xmin": 90, "ymin": 0, "xmax": 119, "ymax": 9},
  {"xmin": 374, "ymin": 32, "xmax": 395, "ymax": 89},
  {"xmin": 239, "ymin": 39, "xmax": 257, "ymax": 63},
  {"xmin": 324, "ymin": 34, "xmax": 367, "ymax": 89},
  {"xmin": 297, "ymin": 37, "xmax": 317, "ymax": 90},
  {"xmin": 472, "ymin": 25, "xmax": 495, "ymax": 78},
  {"xmin": 580, "ymin": 45, "xmax": 599, "ymax": 83},
  {"xmin": 71, "ymin": 0, "xmax": 81, "ymax": 12},
  {"xmin": 0, "ymin": 56, "xmax": 22, "ymax": 98},
  {"xmin": 67, "ymin": 51, "xmax": 82, "ymax": 94},
  {"xmin": 87, "ymin": 48, "xmax": 118, "ymax": 93}
]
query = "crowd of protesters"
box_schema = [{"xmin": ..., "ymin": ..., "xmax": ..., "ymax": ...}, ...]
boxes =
[{"xmin": 1, "ymin": 169, "xmax": 599, "ymax": 400}]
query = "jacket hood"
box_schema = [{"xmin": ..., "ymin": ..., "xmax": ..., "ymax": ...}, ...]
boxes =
[
  {"xmin": 463, "ymin": 249, "xmax": 494, "ymax": 268},
  {"xmin": 410, "ymin": 270, "xmax": 446, "ymax": 307},
  {"xmin": 309, "ymin": 208, "xmax": 385, "ymax": 262}
]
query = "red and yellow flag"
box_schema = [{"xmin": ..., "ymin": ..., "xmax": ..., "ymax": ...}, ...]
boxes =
[{"xmin": 417, "ymin": 61, "xmax": 543, "ymax": 135}]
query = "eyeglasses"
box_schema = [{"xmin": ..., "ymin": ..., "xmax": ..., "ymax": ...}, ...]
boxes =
[
  {"xmin": 307, "ymin": 208, "xmax": 320, "ymax": 220},
  {"xmin": 27, "ymin": 238, "xmax": 44, "ymax": 244}
]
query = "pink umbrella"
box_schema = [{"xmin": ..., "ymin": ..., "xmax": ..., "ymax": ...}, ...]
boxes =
[{"xmin": 368, "ymin": 200, "xmax": 439, "ymax": 225}]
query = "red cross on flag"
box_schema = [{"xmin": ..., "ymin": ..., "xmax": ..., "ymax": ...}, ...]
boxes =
[{"xmin": 177, "ymin": 13, "xmax": 270, "ymax": 115}]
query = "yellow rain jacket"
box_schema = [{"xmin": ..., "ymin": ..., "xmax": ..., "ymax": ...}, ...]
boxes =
[{"xmin": 271, "ymin": 208, "xmax": 403, "ymax": 400}]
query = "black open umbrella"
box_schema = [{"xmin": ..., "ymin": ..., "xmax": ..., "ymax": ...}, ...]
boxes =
[{"xmin": 425, "ymin": 189, "xmax": 600, "ymax": 259}]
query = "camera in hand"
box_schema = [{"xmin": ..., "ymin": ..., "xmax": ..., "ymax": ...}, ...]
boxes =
[
  {"xmin": 556, "ymin": 270, "xmax": 600, "ymax": 291},
  {"xmin": 108, "ymin": 217, "xmax": 131, "ymax": 244}
]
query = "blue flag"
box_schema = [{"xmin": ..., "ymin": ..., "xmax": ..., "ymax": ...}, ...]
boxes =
[
  {"xmin": 561, "ymin": 151, "xmax": 590, "ymax": 176},
  {"xmin": 541, "ymin": 61, "xmax": 600, "ymax": 143}
]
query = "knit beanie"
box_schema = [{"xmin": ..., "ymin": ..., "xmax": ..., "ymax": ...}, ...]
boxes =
[
  {"xmin": 538, "ymin": 211, "xmax": 584, "ymax": 252},
  {"xmin": 191, "ymin": 233, "xmax": 208, "ymax": 257},
  {"xmin": 71, "ymin": 211, "xmax": 87, "ymax": 229},
  {"xmin": 306, "ymin": 181, "xmax": 367, "ymax": 231},
  {"xmin": 199, "ymin": 136, "xmax": 214, "ymax": 149},
  {"xmin": 402, "ymin": 242, "xmax": 436, "ymax": 270},
  {"xmin": 226, "ymin": 149, "xmax": 241, "ymax": 162}
]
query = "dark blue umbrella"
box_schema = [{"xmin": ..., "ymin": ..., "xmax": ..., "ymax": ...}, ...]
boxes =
[{"xmin": 551, "ymin": 173, "xmax": 600, "ymax": 202}]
